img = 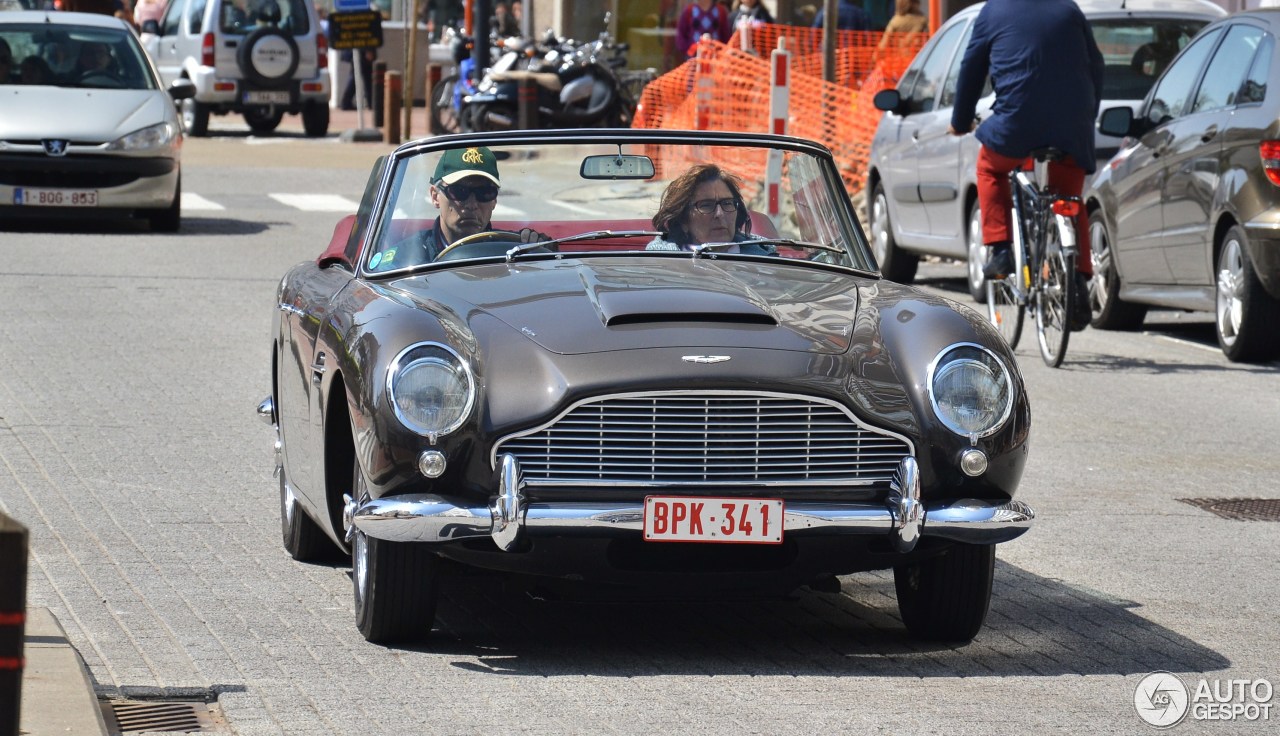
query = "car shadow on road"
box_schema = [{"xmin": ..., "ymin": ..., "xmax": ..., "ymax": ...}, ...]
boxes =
[
  {"xmin": 0, "ymin": 216, "xmax": 273, "ymax": 236},
  {"xmin": 400, "ymin": 561, "xmax": 1229, "ymax": 678}
]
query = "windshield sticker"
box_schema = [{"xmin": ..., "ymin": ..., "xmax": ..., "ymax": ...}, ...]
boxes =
[{"xmin": 368, "ymin": 252, "xmax": 383, "ymax": 269}]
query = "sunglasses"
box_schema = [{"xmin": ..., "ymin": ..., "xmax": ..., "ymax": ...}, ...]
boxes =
[
  {"xmin": 689, "ymin": 198, "xmax": 739, "ymax": 215},
  {"xmin": 439, "ymin": 182, "xmax": 499, "ymax": 203}
]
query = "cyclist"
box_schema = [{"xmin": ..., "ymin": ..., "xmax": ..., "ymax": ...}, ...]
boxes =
[{"xmin": 947, "ymin": 0, "xmax": 1103, "ymax": 331}]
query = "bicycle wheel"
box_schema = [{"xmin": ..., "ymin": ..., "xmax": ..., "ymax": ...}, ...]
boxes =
[
  {"xmin": 1035, "ymin": 227, "xmax": 1075, "ymax": 368},
  {"xmin": 986, "ymin": 275, "xmax": 1025, "ymax": 349},
  {"xmin": 430, "ymin": 74, "xmax": 461, "ymax": 134}
]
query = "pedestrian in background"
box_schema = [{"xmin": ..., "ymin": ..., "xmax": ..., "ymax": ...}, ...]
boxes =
[
  {"xmin": 491, "ymin": 1, "xmax": 519, "ymax": 38},
  {"xmin": 676, "ymin": 0, "xmax": 732, "ymax": 60},
  {"xmin": 879, "ymin": 0, "xmax": 928, "ymax": 50},
  {"xmin": 730, "ymin": 0, "xmax": 774, "ymax": 30},
  {"xmin": 341, "ymin": 47, "xmax": 375, "ymax": 111},
  {"xmin": 813, "ymin": 0, "xmax": 872, "ymax": 31}
]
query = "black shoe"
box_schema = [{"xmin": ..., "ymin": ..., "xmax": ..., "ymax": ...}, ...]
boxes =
[
  {"xmin": 983, "ymin": 244, "xmax": 1014, "ymax": 280},
  {"xmin": 1069, "ymin": 271, "xmax": 1092, "ymax": 332}
]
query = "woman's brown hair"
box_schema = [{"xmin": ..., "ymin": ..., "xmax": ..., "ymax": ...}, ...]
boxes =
[{"xmin": 651, "ymin": 163, "xmax": 752, "ymax": 247}]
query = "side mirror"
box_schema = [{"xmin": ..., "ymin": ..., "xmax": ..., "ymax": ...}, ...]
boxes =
[
  {"xmin": 168, "ymin": 78, "xmax": 197, "ymax": 100},
  {"xmin": 873, "ymin": 88, "xmax": 905, "ymax": 115},
  {"xmin": 1097, "ymin": 106, "xmax": 1134, "ymax": 138},
  {"xmin": 141, "ymin": 19, "xmax": 160, "ymax": 35}
]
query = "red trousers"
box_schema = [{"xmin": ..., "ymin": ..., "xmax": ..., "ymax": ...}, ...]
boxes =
[{"xmin": 976, "ymin": 146, "xmax": 1092, "ymax": 275}]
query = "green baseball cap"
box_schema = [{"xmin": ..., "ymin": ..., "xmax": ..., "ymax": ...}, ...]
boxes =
[{"xmin": 433, "ymin": 146, "xmax": 500, "ymax": 187}]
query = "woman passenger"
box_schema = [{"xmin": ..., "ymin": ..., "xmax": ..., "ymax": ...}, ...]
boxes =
[{"xmin": 647, "ymin": 163, "xmax": 776, "ymax": 254}]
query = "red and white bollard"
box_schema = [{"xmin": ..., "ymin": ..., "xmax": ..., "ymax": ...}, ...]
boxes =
[
  {"xmin": 694, "ymin": 34, "xmax": 714, "ymax": 131},
  {"xmin": 766, "ymin": 38, "xmax": 791, "ymax": 217}
]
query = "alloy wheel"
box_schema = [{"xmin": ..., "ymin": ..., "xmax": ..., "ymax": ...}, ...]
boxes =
[{"xmin": 1216, "ymin": 236, "xmax": 1245, "ymax": 348}]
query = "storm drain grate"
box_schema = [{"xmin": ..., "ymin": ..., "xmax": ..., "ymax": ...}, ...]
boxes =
[
  {"xmin": 100, "ymin": 699, "xmax": 226, "ymax": 734},
  {"xmin": 1178, "ymin": 497, "xmax": 1280, "ymax": 521}
]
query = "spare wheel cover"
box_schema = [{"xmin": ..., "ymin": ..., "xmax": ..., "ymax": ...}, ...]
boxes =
[{"xmin": 238, "ymin": 27, "xmax": 299, "ymax": 86}]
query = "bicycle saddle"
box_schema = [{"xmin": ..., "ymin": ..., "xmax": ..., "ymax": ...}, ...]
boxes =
[{"xmin": 1029, "ymin": 147, "xmax": 1067, "ymax": 162}]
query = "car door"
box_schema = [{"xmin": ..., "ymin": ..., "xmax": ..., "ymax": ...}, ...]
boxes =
[
  {"xmin": 146, "ymin": 0, "xmax": 188, "ymax": 86},
  {"xmin": 1162, "ymin": 23, "xmax": 1267, "ymax": 285},
  {"xmin": 920, "ymin": 17, "xmax": 989, "ymax": 248},
  {"xmin": 1115, "ymin": 27, "xmax": 1222, "ymax": 285},
  {"xmin": 877, "ymin": 19, "xmax": 969, "ymax": 242}
]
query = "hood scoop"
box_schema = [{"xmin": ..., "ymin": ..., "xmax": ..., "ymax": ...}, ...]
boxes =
[{"xmin": 597, "ymin": 288, "xmax": 778, "ymax": 327}]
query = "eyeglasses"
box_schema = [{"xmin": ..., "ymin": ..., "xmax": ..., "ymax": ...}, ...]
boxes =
[
  {"xmin": 689, "ymin": 198, "xmax": 739, "ymax": 215},
  {"xmin": 439, "ymin": 182, "xmax": 499, "ymax": 203}
]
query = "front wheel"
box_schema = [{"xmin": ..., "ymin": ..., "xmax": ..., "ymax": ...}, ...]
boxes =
[
  {"xmin": 894, "ymin": 543, "xmax": 995, "ymax": 642},
  {"xmin": 966, "ymin": 199, "xmax": 988, "ymax": 302},
  {"xmin": 1088, "ymin": 209, "xmax": 1146, "ymax": 330},
  {"xmin": 430, "ymin": 74, "xmax": 461, "ymax": 134},
  {"xmin": 469, "ymin": 101, "xmax": 516, "ymax": 132},
  {"xmin": 351, "ymin": 465, "xmax": 439, "ymax": 643},
  {"xmin": 181, "ymin": 97, "xmax": 209, "ymax": 137},
  {"xmin": 986, "ymin": 274, "xmax": 1025, "ymax": 349},
  {"xmin": 869, "ymin": 181, "xmax": 919, "ymax": 283},
  {"xmin": 145, "ymin": 176, "xmax": 181, "ymax": 233},
  {"xmin": 1035, "ymin": 228, "xmax": 1074, "ymax": 368}
]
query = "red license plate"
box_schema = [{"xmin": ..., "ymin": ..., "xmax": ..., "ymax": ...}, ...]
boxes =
[{"xmin": 643, "ymin": 496, "xmax": 783, "ymax": 544}]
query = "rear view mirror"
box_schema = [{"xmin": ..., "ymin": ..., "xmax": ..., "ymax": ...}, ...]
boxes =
[
  {"xmin": 873, "ymin": 89, "xmax": 905, "ymax": 115},
  {"xmin": 580, "ymin": 154, "xmax": 655, "ymax": 180},
  {"xmin": 141, "ymin": 19, "xmax": 160, "ymax": 35},
  {"xmin": 1098, "ymin": 107, "xmax": 1135, "ymax": 137}
]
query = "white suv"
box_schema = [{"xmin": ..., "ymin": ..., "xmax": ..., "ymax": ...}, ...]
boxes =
[{"xmin": 142, "ymin": 0, "xmax": 330, "ymax": 136}]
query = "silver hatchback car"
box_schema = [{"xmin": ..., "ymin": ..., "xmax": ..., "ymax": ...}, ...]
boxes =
[
  {"xmin": 866, "ymin": 0, "xmax": 1225, "ymax": 301},
  {"xmin": 0, "ymin": 11, "xmax": 194, "ymax": 231}
]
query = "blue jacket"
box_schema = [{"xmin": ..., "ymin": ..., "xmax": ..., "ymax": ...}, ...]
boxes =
[
  {"xmin": 813, "ymin": 1, "xmax": 872, "ymax": 32},
  {"xmin": 950, "ymin": 0, "xmax": 1105, "ymax": 172}
]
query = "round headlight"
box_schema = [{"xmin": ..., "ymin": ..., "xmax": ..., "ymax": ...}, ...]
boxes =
[
  {"xmin": 928, "ymin": 343, "xmax": 1013, "ymax": 438},
  {"xmin": 387, "ymin": 343, "xmax": 475, "ymax": 440}
]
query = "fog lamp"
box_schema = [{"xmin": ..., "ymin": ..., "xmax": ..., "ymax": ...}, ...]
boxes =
[
  {"xmin": 418, "ymin": 450, "xmax": 447, "ymax": 478},
  {"xmin": 960, "ymin": 448, "xmax": 988, "ymax": 477}
]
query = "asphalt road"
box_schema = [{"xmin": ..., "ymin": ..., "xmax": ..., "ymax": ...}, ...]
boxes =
[{"xmin": 1, "ymin": 135, "xmax": 1277, "ymax": 735}]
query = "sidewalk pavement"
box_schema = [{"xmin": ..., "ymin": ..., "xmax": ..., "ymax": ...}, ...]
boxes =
[{"xmin": 20, "ymin": 608, "xmax": 109, "ymax": 736}]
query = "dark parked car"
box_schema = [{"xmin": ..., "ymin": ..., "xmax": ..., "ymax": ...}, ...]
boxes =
[
  {"xmin": 261, "ymin": 129, "xmax": 1034, "ymax": 646},
  {"xmin": 867, "ymin": 0, "xmax": 1224, "ymax": 301},
  {"xmin": 1088, "ymin": 9, "xmax": 1280, "ymax": 362}
]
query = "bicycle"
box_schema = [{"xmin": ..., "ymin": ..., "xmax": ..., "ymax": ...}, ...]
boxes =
[{"xmin": 985, "ymin": 148, "xmax": 1082, "ymax": 368}]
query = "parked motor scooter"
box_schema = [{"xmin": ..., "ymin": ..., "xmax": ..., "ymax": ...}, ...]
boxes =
[{"xmin": 462, "ymin": 26, "xmax": 632, "ymax": 132}]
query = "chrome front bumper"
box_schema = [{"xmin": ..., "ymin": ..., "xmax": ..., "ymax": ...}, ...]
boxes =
[{"xmin": 347, "ymin": 454, "xmax": 1034, "ymax": 553}]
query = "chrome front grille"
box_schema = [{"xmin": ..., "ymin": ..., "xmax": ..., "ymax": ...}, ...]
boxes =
[{"xmin": 494, "ymin": 392, "xmax": 912, "ymax": 487}]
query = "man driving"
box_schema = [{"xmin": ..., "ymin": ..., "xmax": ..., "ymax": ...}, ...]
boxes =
[{"xmin": 368, "ymin": 146, "xmax": 544, "ymax": 271}]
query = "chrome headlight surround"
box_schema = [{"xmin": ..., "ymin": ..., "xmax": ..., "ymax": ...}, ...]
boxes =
[
  {"xmin": 926, "ymin": 342, "xmax": 1014, "ymax": 439},
  {"xmin": 106, "ymin": 122, "xmax": 178, "ymax": 152},
  {"xmin": 386, "ymin": 342, "xmax": 476, "ymax": 443}
]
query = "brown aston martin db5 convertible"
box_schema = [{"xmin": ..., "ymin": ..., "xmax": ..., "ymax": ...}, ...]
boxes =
[{"xmin": 260, "ymin": 129, "xmax": 1034, "ymax": 645}]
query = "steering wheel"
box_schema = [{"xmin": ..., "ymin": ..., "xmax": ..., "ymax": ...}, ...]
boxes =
[
  {"xmin": 78, "ymin": 71, "xmax": 123, "ymax": 88},
  {"xmin": 434, "ymin": 230, "xmax": 521, "ymax": 261}
]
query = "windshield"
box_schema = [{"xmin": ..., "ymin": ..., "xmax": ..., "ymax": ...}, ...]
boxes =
[
  {"xmin": 220, "ymin": 0, "xmax": 313, "ymax": 36},
  {"xmin": 0, "ymin": 24, "xmax": 158, "ymax": 90},
  {"xmin": 363, "ymin": 137, "xmax": 874, "ymax": 275},
  {"xmin": 1091, "ymin": 18, "xmax": 1210, "ymax": 100}
]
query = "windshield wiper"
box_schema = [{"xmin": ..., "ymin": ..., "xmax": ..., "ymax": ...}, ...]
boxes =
[
  {"xmin": 689, "ymin": 238, "xmax": 845, "ymax": 258},
  {"xmin": 504, "ymin": 230, "xmax": 662, "ymax": 261}
]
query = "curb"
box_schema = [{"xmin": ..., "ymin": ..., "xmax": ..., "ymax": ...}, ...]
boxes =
[{"xmin": 20, "ymin": 608, "xmax": 109, "ymax": 736}]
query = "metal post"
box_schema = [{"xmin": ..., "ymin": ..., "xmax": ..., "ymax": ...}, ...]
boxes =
[
  {"xmin": 384, "ymin": 70, "xmax": 403, "ymax": 144},
  {"xmin": 425, "ymin": 62, "xmax": 442, "ymax": 134},
  {"xmin": 0, "ymin": 513, "xmax": 29, "ymax": 736},
  {"xmin": 517, "ymin": 75, "xmax": 538, "ymax": 129},
  {"xmin": 373, "ymin": 60, "xmax": 387, "ymax": 128},
  {"xmin": 766, "ymin": 38, "xmax": 791, "ymax": 218}
]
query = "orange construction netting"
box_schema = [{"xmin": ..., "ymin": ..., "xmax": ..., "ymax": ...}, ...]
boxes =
[{"xmin": 632, "ymin": 24, "xmax": 928, "ymax": 198}]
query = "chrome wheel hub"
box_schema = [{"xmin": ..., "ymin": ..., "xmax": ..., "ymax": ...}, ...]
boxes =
[{"xmin": 1216, "ymin": 237, "xmax": 1245, "ymax": 347}]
